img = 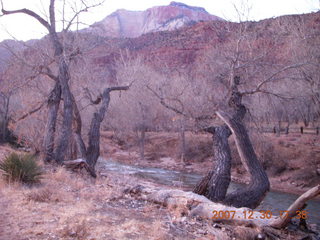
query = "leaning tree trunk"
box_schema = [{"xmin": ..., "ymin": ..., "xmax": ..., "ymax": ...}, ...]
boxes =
[
  {"xmin": 194, "ymin": 76, "xmax": 270, "ymax": 209},
  {"xmin": 43, "ymin": 82, "xmax": 61, "ymax": 162},
  {"xmin": 217, "ymin": 111, "xmax": 270, "ymax": 208},
  {"xmin": 193, "ymin": 125, "xmax": 232, "ymax": 202},
  {"xmin": 85, "ymin": 86, "xmax": 129, "ymax": 176}
]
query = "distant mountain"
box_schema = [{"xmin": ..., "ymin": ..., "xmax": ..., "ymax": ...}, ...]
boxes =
[{"xmin": 85, "ymin": 1, "xmax": 223, "ymax": 38}]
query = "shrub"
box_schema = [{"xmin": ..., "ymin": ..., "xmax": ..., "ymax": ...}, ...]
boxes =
[{"xmin": 0, "ymin": 153, "xmax": 42, "ymax": 184}]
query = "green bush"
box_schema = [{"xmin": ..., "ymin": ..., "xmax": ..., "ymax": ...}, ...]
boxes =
[{"xmin": 0, "ymin": 153, "xmax": 42, "ymax": 184}]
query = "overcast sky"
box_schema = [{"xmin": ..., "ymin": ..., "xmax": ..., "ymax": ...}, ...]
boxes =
[{"xmin": 0, "ymin": 0, "xmax": 319, "ymax": 42}]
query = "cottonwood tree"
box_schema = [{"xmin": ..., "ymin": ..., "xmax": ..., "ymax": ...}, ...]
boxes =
[
  {"xmin": 192, "ymin": 6, "xmax": 317, "ymax": 207},
  {"xmin": 1, "ymin": 0, "xmax": 128, "ymax": 177},
  {"xmin": 146, "ymin": 10, "xmax": 312, "ymax": 208}
]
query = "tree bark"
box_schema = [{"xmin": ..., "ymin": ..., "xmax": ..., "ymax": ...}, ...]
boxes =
[
  {"xmin": 194, "ymin": 126, "xmax": 232, "ymax": 202},
  {"xmin": 194, "ymin": 76, "xmax": 269, "ymax": 209},
  {"xmin": 85, "ymin": 86, "xmax": 129, "ymax": 176},
  {"xmin": 139, "ymin": 127, "xmax": 146, "ymax": 160},
  {"xmin": 179, "ymin": 117, "xmax": 186, "ymax": 162},
  {"xmin": 71, "ymin": 95, "xmax": 87, "ymax": 158},
  {"xmin": 46, "ymin": 0, "xmax": 74, "ymax": 163},
  {"xmin": 43, "ymin": 82, "xmax": 61, "ymax": 162},
  {"xmin": 54, "ymin": 55, "xmax": 74, "ymax": 163},
  {"xmin": 0, "ymin": 96, "xmax": 9, "ymax": 143},
  {"xmin": 217, "ymin": 111, "xmax": 270, "ymax": 208}
]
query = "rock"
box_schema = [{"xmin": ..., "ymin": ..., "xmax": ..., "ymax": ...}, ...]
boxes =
[
  {"xmin": 316, "ymin": 169, "xmax": 320, "ymax": 176},
  {"xmin": 85, "ymin": 2, "xmax": 223, "ymax": 38}
]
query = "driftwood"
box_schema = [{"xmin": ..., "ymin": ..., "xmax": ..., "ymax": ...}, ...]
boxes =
[
  {"xmin": 269, "ymin": 184, "xmax": 320, "ymax": 229},
  {"xmin": 125, "ymin": 184, "xmax": 276, "ymax": 226},
  {"xmin": 126, "ymin": 183, "xmax": 320, "ymax": 232}
]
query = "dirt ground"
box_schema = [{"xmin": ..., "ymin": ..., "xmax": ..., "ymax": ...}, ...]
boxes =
[
  {"xmin": 0, "ymin": 131, "xmax": 320, "ymax": 239},
  {"xmin": 0, "ymin": 161, "xmax": 221, "ymax": 240},
  {"xmin": 100, "ymin": 131, "xmax": 320, "ymax": 196},
  {"xmin": 0, "ymin": 150, "xmax": 317, "ymax": 240}
]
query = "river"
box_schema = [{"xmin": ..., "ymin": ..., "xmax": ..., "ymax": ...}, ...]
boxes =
[{"xmin": 99, "ymin": 158, "xmax": 320, "ymax": 226}]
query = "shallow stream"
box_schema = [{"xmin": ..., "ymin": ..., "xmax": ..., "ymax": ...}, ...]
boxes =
[{"xmin": 100, "ymin": 159, "xmax": 320, "ymax": 226}]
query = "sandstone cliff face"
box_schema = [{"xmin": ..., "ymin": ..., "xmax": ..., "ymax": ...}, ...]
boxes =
[{"xmin": 86, "ymin": 1, "xmax": 223, "ymax": 38}]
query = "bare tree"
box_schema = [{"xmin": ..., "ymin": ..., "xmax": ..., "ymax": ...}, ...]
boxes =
[
  {"xmin": 144, "ymin": 12, "xmax": 312, "ymax": 208},
  {"xmin": 1, "ymin": 0, "xmax": 130, "ymax": 177}
]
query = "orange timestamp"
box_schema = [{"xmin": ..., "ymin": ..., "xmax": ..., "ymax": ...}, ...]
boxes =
[{"xmin": 212, "ymin": 210, "xmax": 309, "ymax": 220}]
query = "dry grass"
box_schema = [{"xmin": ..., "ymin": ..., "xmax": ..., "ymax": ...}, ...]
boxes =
[
  {"xmin": 0, "ymin": 158, "xmax": 179, "ymax": 240},
  {"xmin": 0, "ymin": 139, "xmax": 316, "ymax": 239}
]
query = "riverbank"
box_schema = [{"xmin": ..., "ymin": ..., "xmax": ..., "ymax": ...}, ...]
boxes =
[
  {"xmin": 100, "ymin": 131, "xmax": 320, "ymax": 198},
  {"xmin": 0, "ymin": 145, "xmax": 319, "ymax": 239},
  {"xmin": 0, "ymin": 160, "xmax": 317, "ymax": 240}
]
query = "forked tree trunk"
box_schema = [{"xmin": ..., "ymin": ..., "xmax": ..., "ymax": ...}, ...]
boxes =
[
  {"xmin": 217, "ymin": 111, "xmax": 270, "ymax": 208},
  {"xmin": 43, "ymin": 82, "xmax": 61, "ymax": 162},
  {"xmin": 194, "ymin": 76, "xmax": 269, "ymax": 209},
  {"xmin": 48, "ymin": 2, "xmax": 74, "ymax": 163}
]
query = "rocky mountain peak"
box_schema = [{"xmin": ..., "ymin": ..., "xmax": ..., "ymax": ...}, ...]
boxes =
[
  {"xmin": 85, "ymin": 2, "xmax": 223, "ymax": 38},
  {"xmin": 169, "ymin": 1, "xmax": 208, "ymax": 13}
]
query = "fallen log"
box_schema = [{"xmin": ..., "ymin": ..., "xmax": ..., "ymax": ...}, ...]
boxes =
[
  {"xmin": 126, "ymin": 183, "xmax": 320, "ymax": 232},
  {"xmin": 125, "ymin": 184, "xmax": 276, "ymax": 227}
]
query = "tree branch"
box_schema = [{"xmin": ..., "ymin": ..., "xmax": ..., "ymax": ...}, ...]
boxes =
[
  {"xmin": 83, "ymin": 87, "xmax": 101, "ymax": 105},
  {"xmin": 64, "ymin": 0, "xmax": 105, "ymax": 31},
  {"xmin": 107, "ymin": 86, "xmax": 130, "ymax": 93},
  {"xmin": 1, "ymin": 4, "xmax": 51, "ymax": 31},
  {"xmin": 12, "ymin": 101, "xmax": 46, "ymax": 123},
  {"xmin": 269, "ymin": 185, "xmax": 320, "ymax": 229},
  {"xmin": 242, "ymin": 63, "xmax": 308, "ymax": 96},
  {"xmin": 49, "ymin": 0, "xmax": 56, "ymax": 32},
  {"xmin": 147, "ymin": 85, "xmax": 188, "ymax": 117},
  {"xmin": 39, "ymin": 65, "xmax": 58, "ymax": 81}
]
